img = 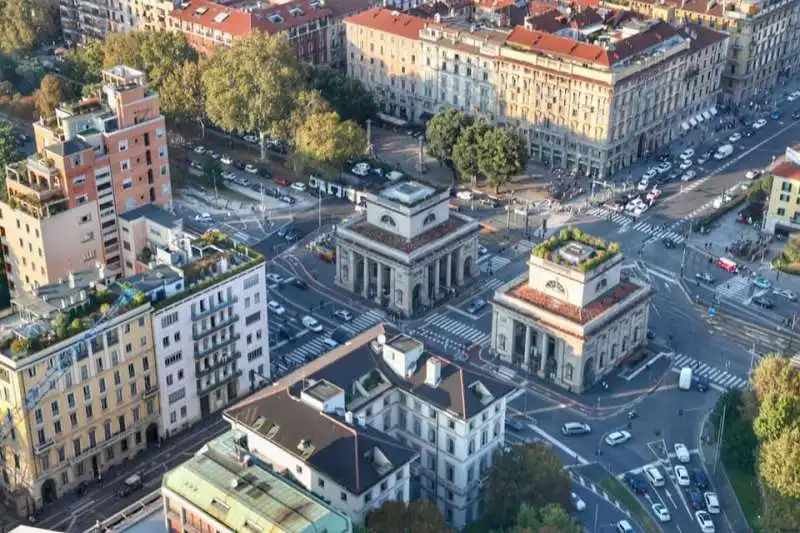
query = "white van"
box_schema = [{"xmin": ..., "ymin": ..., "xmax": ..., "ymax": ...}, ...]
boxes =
[{"xmin": 645, "ymin": 467, "xmax": 665, "ymax": 487}]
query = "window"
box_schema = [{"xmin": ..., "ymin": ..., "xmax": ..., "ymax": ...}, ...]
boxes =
[
  {"xmin": 318, "ymin": 478, "xmax": 325, "ymax": 488},
  {"xmin": 122, "ymin": 178, "xmax": 132, "ymax": 190},
  {"xmin": 118, "ymin": 140, "xmax": 128, "ymax": 151},
  {"xmin": 165, "ymin": 352, "xmax": 182, "ymax": 366},
  {"xmin": 67, "ymin": 393, "xmax": 75, "ymax": 409},
  {"xmin": 83, "ymin": 385, "xmax": 91, "ymax": 401},
  {"xmin": 156, "ymin": 128, "xmax": 165, "ymax": 138},
  {"xmin": 73, "ymin": 175, "xmax": 86, "ymax": 186},
  {"xmin": 295, "ymin": 465, "xmax": 303, "ymax": 474},
  {"xmin": 50, "ymin": 401, "xmax": 59, "ymax": 417},
  {"xmin": 340, "ymin": 491, "xmax": 348, "ymax": 502},
  {"xmin": 565, "ymin": 363, "xmax": 574, "ymax": 381},
  {"xmin": 423, "ymin": 212, "xmax": 436, "ymax": 226},
  {"xmin": 120, "ymin": 160, "xmax": 130, "ymax": 172},
  {"xmin": 34, "ymin": 408, "xmax": 43, "ymax": 424},
  {"xmin": 445, "ymin": 462, "xmax": 454, "ymax": 482},
  {"xmin": 380, "ymin": 214, "xmax": 396, "ymax": 227}
]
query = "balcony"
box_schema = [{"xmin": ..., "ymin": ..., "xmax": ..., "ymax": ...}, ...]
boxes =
[
  {"xmin": 196, "ymin": 352, "xmax": 241, "ymax": 378},
  {"xmin": 198, "ymin": 369, "xmax": 243, "ymax": 394},
  {"xmin": 191, "ymin": 296, "xmax": 237, "ymax": 321},
  {"xmin": 194, "ymin": 333, "xmax": 240, "ymax": 359},
  {"xmin": 69, "ymin": 415, "xmax": 157, "ymax": 465},
  {"xmin": 192, "ymin": 314, "xmax": 239, "ymax": 341},
  {"xmin": 141, "ymin": 385, "xmax": 159, "ymax": 400},
  {"xmin": 34, "ymin": 438, "xmax": 55, "ymax": 456}
]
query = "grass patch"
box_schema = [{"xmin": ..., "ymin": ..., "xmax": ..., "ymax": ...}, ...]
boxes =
[
  {"xmin": 599, "ymin": 478, "xmax": 660, "ymax": 533},
  {"xmin": 727, "ymin": 467, "xmax": 762, "ymax": 533}
]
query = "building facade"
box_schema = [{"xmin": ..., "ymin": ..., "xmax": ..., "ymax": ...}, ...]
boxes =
[
  {"xmin": 1, "ymin": 66, "xmax": 172, "ymax": 296},
  {"xmin": 125, "ymin": 0, "xmax": 176, "ymax": 31},
  {"xmin": 764, "ymin": 145, "xmax": 800, "ymax": 234},
  {"xmin": 60, "ymin": 0, "xmax": 132, "ymax": 45},
  {"xmin": 162, "ymin": 432, "xmax": 353, "ymax": 533},
  {"xmin": 630, "ymin": 0, "xmax": 800, "ymax": 105},
  {"xmin": 334, "ymin": 180, "xmax": 480, "ymax": 317},
  {"xmin": 491, "ymin": 230, "xmax": 653, "ymax": 393},
  {"xmin": 0, "ymin": 269, "xmax": 160, "ymax": 515},
  {"xmin": 225, "ymin": 324, "xmax": 514, "ymax": 529},
  {"xmin": 344, "ymin": 7, "xmax": 728, "ymax": 178}
]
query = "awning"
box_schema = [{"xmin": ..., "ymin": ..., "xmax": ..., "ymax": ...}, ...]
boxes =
[
  {"xmin": 689, "ymin": 118, "xmax": 698, "ymax": 127},
  {"xmin": 681, "ymin": 122, "xmax": 691, "ymax": 131},
  {"xmin": 696, "ymin": 114, "xmax": 705, "ymax": 123},
  {"xmin": 710, "ymin": 106, "xmax": 718, "ymax": 116},
  {"xmin": 703, "ymin": 111, "xmax": 712, "ymax": 120}
]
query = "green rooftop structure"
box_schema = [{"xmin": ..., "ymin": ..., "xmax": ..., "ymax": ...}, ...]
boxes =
[{"xmin": 162, "ymin": 432, "xmax": 352, "ymax": 533}]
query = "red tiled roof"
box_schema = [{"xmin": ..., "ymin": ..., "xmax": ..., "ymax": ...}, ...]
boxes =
[
  {"xmin": 633, "ymin": 0, "xmax": 726, "ymax": 17},
  {"xmin": 477, "ymin": 0, "xmax": 517, "ymax": 11},
  {"xmin": 349, "ymin": 216, "xmax": 470, "ymax": 254},
  {"xmin": 344, "ymin": 7, "xmax": 427, "ymax": 39},
  {"xmin": 678, "ymin": 22, "xmax": 728, "ymax": 51},
  {"xmin": 509, "ymin": 279, "xmax": 644, "ymax": 325},
  {"xmin": 171, "ymin": 0, "xmax": 331, "ymax": 36},
  {"xmin": 773, "ymin": 161, "xmax": 800, "ymax": 181}
]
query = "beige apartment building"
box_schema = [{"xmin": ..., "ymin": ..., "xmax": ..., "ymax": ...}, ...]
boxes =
[
  {"xmin": 0, "ymin": 267, "xmax": 160, "ymax": 515},
  {"xmin": 1, "ymin": 65, "xmax": 172, "ymax": 296},
  {"xmin": 125, "ymin": 0, "xmax": 176, "ymax": 31},
  {"xmin": 629, "ymin": 0, "xmax": 800, "ymax": 105},
  {"xmin": 344, "ymin": 7, "xmax": 728, "ymax": 177}
]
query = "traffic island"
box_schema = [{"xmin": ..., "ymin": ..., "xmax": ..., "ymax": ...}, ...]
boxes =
[{"xmin": 597, "ymin": 476, "xmax": 662, "ymax": 533}]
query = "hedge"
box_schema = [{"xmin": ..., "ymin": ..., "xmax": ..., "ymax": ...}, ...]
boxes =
[{"xmin": 692, "ymin": 194, "xmax": 747, "ymax": 232}]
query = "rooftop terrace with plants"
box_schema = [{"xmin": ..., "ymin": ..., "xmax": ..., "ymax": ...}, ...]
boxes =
[{"xmin": 532, "ymin": 227, "xmax": 622, "ymax": 273}]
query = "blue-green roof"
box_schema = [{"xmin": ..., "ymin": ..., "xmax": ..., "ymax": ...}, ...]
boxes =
[{"xmin": 162, "ymin": 432, "xmax": 351, "ymax": 533}]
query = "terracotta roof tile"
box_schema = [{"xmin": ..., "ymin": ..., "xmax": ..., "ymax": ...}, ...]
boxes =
[
  {"xmin": 171, "ymin": 0, "xmax": 255, "ymax": 37},
  {"xmin": 773, "ymin": 161, "xmax": 800, "ymax": 181},
  {"xmin": 348, "ymin": 216, "xmax": 471, "ymax": 253},
  {"xmin": 678, "ymin": 22, "xmax": 728, "ymax": 51},
  {"xmin": 344, "ymin": 7, "xmax": 427, "ymax": 40}
]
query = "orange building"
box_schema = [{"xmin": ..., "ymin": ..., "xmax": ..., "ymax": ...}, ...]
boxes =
[{"xmin": 1, "ymin": 65, "xmax": 172, "ymax": 296}]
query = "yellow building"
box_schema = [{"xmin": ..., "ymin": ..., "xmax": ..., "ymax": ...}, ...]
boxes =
[
  {"xmin": 765, "ymin": 145, "xmax": 800, "ymax": 235},
  {"xmin": 0, "ymin": 266, "xmax": 160, "ymax": 515}
]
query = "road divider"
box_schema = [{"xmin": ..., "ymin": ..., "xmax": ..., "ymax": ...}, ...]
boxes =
[{"xmin": 526, "ymin": 424, "xmax": 589, "ymax": 465}]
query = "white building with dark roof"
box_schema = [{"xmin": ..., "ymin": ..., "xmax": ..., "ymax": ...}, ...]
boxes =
[
  {"xmin": 224, "ymin": 324, "xmax": 515, "ymax": 529},
  {"xmin": 334, "ymin": 180, "xmax": 480, "ymax": 317}
]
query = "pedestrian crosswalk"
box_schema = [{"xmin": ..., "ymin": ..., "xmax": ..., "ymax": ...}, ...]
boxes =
[
  {"xmin": 670, "ymin": 353, "xmax": 748, "ymax": 390},
  {"xmin": 424, "ymin": 313, "xmax": 491, "ymax": 346},
  {"xmin": 484, "ymin": 278, "xmax": 508, "ymax": 292},
  {"xmin": 586, "ymin": 207, "xmax": 633, "ymax": 226},
  {"xmin": 339, "ymin": 309, "xmax": 385, "ymax": 337},
  {"xmin": 714, "ymin": 275, "xmax": 753, "ymax": 301},
  {"xmin": 480, "ymin": 255, "xmax": 512, "ymax": 274},
  {"xmin": 633, "ymin": 221, "xmax": 686, "ymax": 245},
  {"xmin": 283, "ymin": 336, "xmax": 331, "ymax": 366}
]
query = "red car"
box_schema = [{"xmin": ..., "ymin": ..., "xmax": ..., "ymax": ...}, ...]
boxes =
[{"xmin": 275, "ymin": 177, "xmax": 290, "ymax": 186}]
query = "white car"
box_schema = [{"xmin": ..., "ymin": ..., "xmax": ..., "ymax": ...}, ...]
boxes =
[
  {"xmin": 657, "ymin": 161, "xmax": 672, "ymax": 173},
  {"xmin": 674, "ymin": 442, "xmax": 690, "ymax": 463},
  {"xmin": 643, "ymin": 168, "xmax": 658, "ymax": 180},
  {"xmin": 753, "ymin": 118, "xmax": 767, "ymax": 129},
  {"xmin": 209, "ymin": 151, "xmax": 220, "ymax": 160},
  {"xmin": 680, "ymin": 148, "xmax": 695, "ymax": 160},
  {"xmin": 652, "ymin": 503, "xmax": 671, "ymax": 523},
  {"xmin": 244, "ymin": 134, "xmax": 259, "ymax": 144},
  {"xmin": 681, "ymin": 170, "xmax": 697, "ymax": 181},
  {"xmin": 195, "ymin": 212, "xmax": 212, "ymax": 222},
  {"xmin": 244, "ymin": 164, "xmax": 259, "ymax": 174},
  {"xmin": 266, "ymin": 273, "xmax": 283, "ymax": 284},
  {"xmin": 695, "ymin": 510, "xmax": 715, "ymax": 533},
  {"xmin": 268, "ymin": 301, "xmax": 285, "ymax": 315},
  {"xmin": 220, "ymin": 155, "xmax": 233, "ymax": 165},
  {"xmin": 221, "ymin": 171, "xmax": 236, "ymax": 181},
  {"xmin": 615, "ymin": 520, "xmax": 634, "ymax": 533},
  {"xmin": 352, "ymin": 163, "xmax": 370, "ymax": 176},
  {"xmin": 704, "ymin": 492, "xmax": 720, "ymax": 514},
  {"xmin": 637, "ymin": 179, "xmax": 649, "ymax": 192},
  {"xmin": 291, "ymin": 182, "xmax": 308, "ymax": 192},
  {"xmin": 478, "ymin": 244, "xmax": 489, "ymax": 255},
  {"xmin": 632, "ymin": 204, "xmax": 649, "ymax": 217},
  {"xmin": 605, "ymin": 430, "xmax": 632, "ymax": 446},
  {"xmin": 301, "ymin": 315, "xmax": 323, "ymax": 332},
  {"xmin": 774, "ymin": 288, "xmax": 798, "ymax": 301},
  {"xmin": 193, "ymin": 145, "xmax": 207, "ymax": 154},
  {"xmin": 788, "ymin": 90, "xmax": 800, "ymax": 102},
  {"xmin": 675, "ymin": 465, "xmax": 690, "ymax": 486},
  {"xmin": 333, "ymin": 309, "xmax": 353, "ymax": 321},
  {"xmin": 745, "ymin": 169, "xmax": 761, "ymax": 180},
  {"xmin": 728, "ymin": 132, "xmax": 742, "ymax": 143},
  {"xmin": 571, "ymin": 492, "xmax": 586, "ymax": 512},
  {"xmin": 679, "ymin": 159, "xmax": 693, "ymax": 170},
  {"xmin": 456, "ymin": 190, "xmax": 473, "ymax": 200}
]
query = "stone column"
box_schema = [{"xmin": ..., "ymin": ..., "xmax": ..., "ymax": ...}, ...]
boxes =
[
  {"xmin": 389, "ymin": 267, "xmax": 396, "ymax": 310},
  {"xmin": 335, "ymin": 245, "xmax": 342, "ymax": 283},
  {"xmin": 523, "ymin": 326, "xmax": 532, "ymax": 368},
  {"xmin": 376, "ymin": 263, "xmax": 384, "ymax": 304},
  {"xmin": 446, "ymin": 252, "xmax": 453, "ymax": 288},
  {"xmin": 433, "ymin": 259, "xmax": 440, "ymax": 298},
  {"xmin": 362, "ymin": 256, "xmax": 369, "ymax": 298},
  {"xmin": 538, "ymin": 334, "xmax": 547, "ymax": 374},
  {"xmin": 455, "ymin": 248, "xmax": 464, "ymax": 285},
  {"xmin": 490, "ymin": 311, "xmax": 499, "ymax": 353}
]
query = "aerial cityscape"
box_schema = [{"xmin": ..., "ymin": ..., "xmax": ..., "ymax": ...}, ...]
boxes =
[{"xmin": 0, "ymin": 0, "xmax": 798, "ymax": 531}]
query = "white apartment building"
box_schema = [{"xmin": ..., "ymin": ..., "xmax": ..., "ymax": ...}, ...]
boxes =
[
  {"xmin": 121, "ymin": 222, "xmax": 269, "ymax": 438},
  {"xmin": 224, "ymin": 324, "xmax": 514, "ymax": 529}
]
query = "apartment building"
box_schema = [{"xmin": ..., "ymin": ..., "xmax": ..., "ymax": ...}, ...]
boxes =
[
  {"xmin": 764, "ymin": 145, "xmax": 800, "ymax": 234},
  {"xmin": 224, "ymin": 324, "xmax": 514, "ymax": 529},
  {"xmin": 0, "ymin": 267, "xmax": 159, "ymax": 515},
  {"xmin": 162, "ymin": 432, "xmax": 353, "ymax": 533},
  {"xmin": 169, "ymin": 0, "xmax": 332, "ymax": 65},
  {"xmin": 121, "ymin": 225, "xmax": 269, "ymax": 438},
  {"xmin": 1, "ymin": 66, "xmax": 172, "ymax": 295},
  {"xmin": 630, "ymin": 0, "xmax": 800, "ymax": 105},
  {"xmin": 60, "ymin": 0, "xmax": 132, "ymax": 45},
  {"xmin": 125, "ymin": 0, "xmax": 177, "ymax": 31},
  {"xmin": 344, "ymin": 7, "xmax": 728, "ymax": 178}
]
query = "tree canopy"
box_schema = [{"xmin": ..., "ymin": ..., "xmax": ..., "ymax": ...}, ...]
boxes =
[
  {"xmin": 426, "ymin": 109, "xmax": 473, "ymax": 167},
  {"xmin": 759, "ymin": 425, "xmax": 800, "ymax": 498},
  {"xmin": 452, "ymin": 122, "xmax": 491, "ymax": 184},
  {"xmin": 365, "ymin": 500, "xmax": 452, "ymax": 533},
  {"xmin": 750, "ymin": 354, "xmax": 800, "ymax": 402},
  {"xmin": 159, "ymin": 60, "xmax": 205, "ymax": 128},
  {"xmin": 34, "ymin": 74, "xmax": 68, "ymax": 117},
  {"xmin": 0, "ymin": 0, "xmax": 59, "ymax": 55},
  {"xmin": 753, "ymin": 393, "xmax": 800, "ymax": 442},
  {"xmin": 294, "ymin": 110, "xmax": 365, "ymax": 172},
  {"xmin": 202, "ymin": 32, "xmax": 305, "ymax": 159},
  {"xmin": 484, "ymin": 443, "xmax": 571, "ymax": 529},
  {"xmin": 61, "ymin": 41, "xmax": 105, "ymax": 86},
  {"xmin": 310, "ymin": 68, "xmax": 376, "ymax": 125},
  {"xmin": 478, "ymin": 128, "xmax": 528, "ymax": 194},
  {"xmin": 503, "ymin": 503, "xmax": 582, "ymax": 533},
  {"xmin": 0, "ymin": 123, "xmax": 22, "ymax": 181},
  {"xmin": 102, "ymin": 30, "xmax": 198, "ymax": 91}
]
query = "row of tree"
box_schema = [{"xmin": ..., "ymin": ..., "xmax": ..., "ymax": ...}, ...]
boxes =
[
  {"xmin": 360, "ymin": 442, "xmax": 580, "ymax": 533},
  {"xmin": 0, "ymin": 0, "xmax": 60, "ymax": 56},
  {"xmin": 425, "ymin": 108, "xmax": 528, "ymax": 193}
]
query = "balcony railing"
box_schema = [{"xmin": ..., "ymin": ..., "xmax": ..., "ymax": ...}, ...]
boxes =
[
  {"xmin": 194, "ymin": 334, "xmax": 240, "ymax": 359},
  {"xmin": 198, "ymin": 369, "xmax": 243, "ymax": 394},
  {"xmin": 141, "ymin": 385, "xmax": 159, "ymax": 400},
  {"xmin": 192, "ymin": 315, "xmax": 239, "ymax": 341},
  {"xmin": 26, "ymin": 156, "xmax": 59, "ymax": 177},
  {"xmin": 34, "ymin": 438, "xmax": 55, "ymax": 456},
  {"xmin": 191, "ymin": 296, "xmax": 238, "ymax": 321},
  {"xmin": 69, "ymin": 415, "xmax": 157, "ymax": 465},
  {"xmin": 196, "ymin": 352, "xmax": 241, "ymax": 378}
]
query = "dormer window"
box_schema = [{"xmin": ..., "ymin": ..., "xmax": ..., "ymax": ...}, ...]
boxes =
[
  {"xmin": 380, "ymin": 214, "xmax": 396, "ymax": 227},
  {"xmin": 423, "ymin": 212, "xmax": 436, "ymax": 226}
]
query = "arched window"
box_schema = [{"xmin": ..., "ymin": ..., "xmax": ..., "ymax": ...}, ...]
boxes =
[
  {"xmin": 564, "ymin": 363, "xmax": 574, "ymax": 382},
  {"xmin": 545, "ymin": 280, "xmax": 565, "ymax": 294},
  {"xmin": 380, "ymin": 214, "xmax": 396, "ymax": 227},
  {"xmin": 597, "ymin": 278, "xmax": 608, "ymax": 291},
  {"xmin": 423, "ymin": 212, "xmax": 436, "ymax": 226}
]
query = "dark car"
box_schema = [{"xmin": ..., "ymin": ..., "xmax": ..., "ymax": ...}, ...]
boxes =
[
  {"xmin": 623, "ymin": 473, "xmax": 648, "ymax": 494},
  {"xmin": 688, "ymin": 489, "xmax": 704, "ymax": 509},
  {"xmin": 284, "ymin": 230, "xmax": 299, "ymax": 241},
  {"xmin": 233, "ymin": 161, "xmax": 245, "ymax": 170},
  {"xmin": 259, "ymin": 168, "xmax": 272, "ymax": 178},
  {"xmin": 467, "ymin": 299, "xmax": 487, "ymax": 314},
  {"xmin": 744, "ymin": 129, "xmax": 754, "ymax": 137},
  {"xmin": 662, "ymin": 238, "xmax": 676, "ymax": 249},
  {"xmin": 692, "ymin": 469, "xmax": 711, "ymax": 490},
  {"xmin": 695, "ymin": 375, "xmax": 710, "ymax": 392},
  {"xmin": 505, "ymin": 418, "xmax": 525, "ymax": 432},
  {"xmin": 793, "ymin": 110, "xmax": 800, "ymax": 120},
  {"xmin": 293, "ymin": 278, "xmax": 308, "ymax": 290},
  {"xmin": 752, "ymin": 295, "xmax": 774, "ymax": 309},
  {"xmin": 117, "ymin": 474, "xmax": 143, "ymax": 499}
]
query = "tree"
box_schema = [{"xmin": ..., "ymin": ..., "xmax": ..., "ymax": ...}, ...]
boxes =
[
  {"xmin": 452, "ymin": 122, "xmax": 492, "ymax": 185},
  {"xmin": 712, "ymin": 389, "xmax": 758, "ymax": 472},
  {"xmin": 759, "ymin": 484, "xmax": 800, "ymax": 533},
  {"xmin": 484, "ymin": 443, "xmax": 571, "ymax": 529},
  {"xmin": 760, "ymin": 425, "xmax": 800, "ymax": 498},
  {"xmin": 34, "ymin": 74, "xmax": 68, "ymax": 117},
  {"xmin": 294, "ymin": 111, "xmax": 365, "ymax": 173},
  {"xmin": 310, "ymin": 68, "xmax": 376, "ymax": 125},
  {"xmin": 478, "ymin": 128, "xmax": 527, "ymax": 194},
  {"xmin": 0, "ymin": 123, "xmax": 22, "ymax": 183},
  {"xmin": 426, "ymin": 109, "xmax": 473, "ymax": 168},
  {"xmin": 160, "ymin": 60, "xmax": 206, "ymax": 136},
  {"xmin": 287, "ymin": 89, "xmax": 331, "ymax": 137},
  {"xmin": 61, "ymin": 41, "xmax": 104, "ymax": 86},
  {"xmin": 0, "ymin": 0, "xmax": 59, "ymax": 55},
  {"xmin": 754, "ymin": 393, "xmax": 800, "ymax": 441},
  {"xmin": 102, "ymin": 30, "xmax": 198, "ymax": 91},
  {"xmin": 510, "ymin": 503, "xmax": 582, "ymax": 533},
  {"xmin": 750, "ymin": 354, "xmax": 800, "ymax": 402},
  {"xmin": 203, "ymin": 156, "xmax": 222, "ymax": 198},
  {"xmin": 365, "ymin": 500, "xmax": 451, "ymax": 533},
  {"xmin": 202, "ymin": 32, "xmax": 306, "ymax": 160}
]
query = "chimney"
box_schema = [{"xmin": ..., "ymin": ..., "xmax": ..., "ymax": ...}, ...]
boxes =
[
  {"xmin": 425, "ymin": 358, "xmax": 442, "ymax": 387},
  {"xmin": 68, "ymin": 271, "xmax": 76, "ymax": 289}
]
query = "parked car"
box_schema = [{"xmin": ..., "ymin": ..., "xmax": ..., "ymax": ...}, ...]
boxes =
[
  {"xmin": 189, "ymin": 160, "xmax": 203, "ymax": 170},
  {"xmin": 680, "ymin": 148, "xmax": 695, "ymax": 159},
  {"xmin": 352, "ymin": 162, "xmax": 371, "ymax": 176},
  {"xmin": 681, "ymin": 170, "xmax": 697, "ymax": 181},
  {"xmin": 334, "ymin": 309, "xmax": 353, "ymax": 321},
  {"xmin": 301, "ymin": 315, "xmax": 323, "ymax": 332},
  {"xmin": 675, "ymin": 465, "xmax": 690, "ymax": 486},
  {"xmin": 745, "ymin": 169, "xmax": 761, "ymax": 179},
  {"xmin": 679, "ymin": 159, "xmax": 693, "ymax": 170},
  {"xmin": 622, "ymin": 473, "xmax": 648, "ymax": 494},
  {"xmin": 697, "ymin": 154, "xmax": 710, "ymax": 165},
  {"xmin": 457, "ymin": 190, "xmax": 474, "ymax": 200},
  {"xmin": 291, "ymin": 182, "xmax": 308, "ymax": 192},
  {"xmin": 221, "ymin": 171, "xmax": 236, "ymax": 181},
  {"xmin": 220, "ymin": 155, "xmax": 233, "ymax": 165},
  {"xmin": 753, "ymin": 118, "xmax": 768, "ymax": 129},
  {"xmin": 244, "ymin": 164, "xmax": 259, "ymax": 174},
  {"xmin": 605, "ymin": 430, "xmax": 632, "ymax": 446},
  {"xmin": 657, "ymin": 161, "xmax": 672, "ymax": 173},
  {"xmin": 193, "ymin": 145, "xmax": 207, "ymax": 154},
  {"xmin": 268, "ymin": 301, "xmax": 286, "ymax": 315},
  {"xmin": 728, "ymin": 132, "xmax": 742, "ymax": 143},
  {"xmin": 772, "ymin": 110, "xmax": 782, "ymax": 120},
  {"xmin": 275, "ymin": 177, "xmax": 290, "ymax": 186}
]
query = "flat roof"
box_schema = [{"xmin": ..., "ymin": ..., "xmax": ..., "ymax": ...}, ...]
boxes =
[
  {"xmin": 379, "ymin": 181, "xmax": 437, "ymax": 205},
  {"xmin": 346, "ymin": 215, "xmax": 473, "ymax": 254}
]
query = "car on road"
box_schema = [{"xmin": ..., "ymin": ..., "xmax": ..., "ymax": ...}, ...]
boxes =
[
  {"xmin": 657, "ymin": 161, "xmax": 672, "ymax": 173},
  {"xmin": 680, "ymin": 148, "xmax": 695, "ymax": 160},
  {"xmin": 220, "ymin": 155, "xmax": 233, "ymax": 165},
  {"xmin": 695, "ymin": 272, "xmax": 714, "ymax": 284},
  {"xmin": 793, "ymin": 110, "xmax": 800, "ymax": 120},
  {"xmin": 293, "ymin": 279, "xmax": 308, "ymax": 290},
  {"xmin": 679, "ymin": 159, "xmax": 693, "ymax": 170},
  {"xmin": 605, "ymin": 430, "xmax": 632, "ymax": 446},
  {"xmin": 662, "ymin": 237, "xmax": 676, "ymax": 249},
  {"xmin": 467, "ymin": 299, "xmax": 487, "ymax": 314},
  {"xmin": 193, "ymin": 145, "xmax": 207, "ymax": 154},
  {"xmin": 675, "ymin": 465, "xmax": 691, "ymax": 486},
  {"xmin": 268, "ymin": 301, "xmax": 285, "ymax": 315},
  {"xmin": 691, "ymin": 468, "xmax": 710, "ymax": 489},
  {"xmin": 652, "ymin": 503, "xmax": 671, "ymax": 523},
  {"xmin": 632, "ymin": 203, "xmax": 649, "ymax": 217},
  {"xmin": 788, "ymin": 90, "xmax": 800, "ymax": 102},
  {"xmin": 774, "ymin": 288, "xmax": 797, "ymax": 301},
  {"xmin": 275, "ymin": 177, "xmax": 290, "ymax": 186},
  {"xmin": 334, "ymin": 309, "xmax": 353, "ymax": 321},
  {"xmin": 280, "ymin": 195, "xmax": 297, "ymax": 205},
  {"xmin": 637, "ymin": 178, "xmax": 650, "ymax": 192},
  {"xmin": 322, "ymin": 337, "xmax": 339, "ymax": 349},
  {"xmin": 478, "ymin": 244, "xmax": 489, "ymax": 255},
  {"xmin": 696, "ymin": 375, "xmax": 710, "ymax": 392},
  {"xmin": 116, "ymin": 474, "xmax": 144, "ymax": 499},
  {"xmin": 674, "ymin": 442, "xmax": 691, "ymax": 462},
  {"xmin": 623, "ymin": 473, "xmax": 648, "ymax": 494},
  {"xmin": 301, "ymin": 315, "xmax": 323, "ymax": 332},
  {"xmin": 753, "ymin": 295, "xmax": 774, "ymax": 309},
  {"xmin": 352, "ymin": 162, "xmax": 371, "ymax": 176},
  {"xmin": 753, "ymin": 278, "xmax": 772, "ymax": 290},
  {"xmin": 615, "ymin": 520, "xmax": 635, "ymax": 533},
  {"xmin": 505, "ymin": 418, "xmax": 525, "ymax": 432},
  {"xmin": 456, "ymin": 190, "xmax": 474, "ymax": 200},
  {"xmin": 244, "ymin": 164, "xmax": 259, "ymax": 174},
  {"xmin": 681, "ymin": 170, "xmax": 697, "ymax": 181},
  {"xmin": 772, "ymin": 110, "xmax": 782, "ymax": 120},
  {"xmin": 744, "ymin": 128, "xmax": 754, "ymax": 137},
  {"xmin": 561, "ymin": 422, "xmax": 591, "ymax": 436},
  {"xmin": 277, "ymin": 226, "xmax": 289, "ymax": 237},
  {"xmin": 189, "ymin": 160, "xmax": 203, "ymax": 170},
  {"xmin": 195, "ymin": 213, "xmax": 212, "ymax": 222},
  {"xmin": 697, "ymin": 153, "xmax": 711, "ymax": 165},
  {"xmin": 291, "ymin": 182, "xmax": 308, "ymax": 192},
  {"xmin": 688, "ymin": 489, "xmax": 705, "ymax": 510},
  {"xmin": 667, "ymin": 169, "xmax": 682, "ymax": 181},
  {"xmin": 284, "ymin": 230, "xmax": 299, "ymax": 241},
  {"xmin": 221, "ymin": 170, "xmax": 236, "ymax": 181},
  {"xmin": 643, "ymin": 168, "xmax": 658, "ymax": 180},
  {"xmin": 704, "ymin": 492, "xmax": 720, "ymax": 514},
  {"xmin": 571, "ymin": 492, "xmax": 586, "ymax": 511},
  {"xmin": 745, "ymin": 169, "xmax": 761, "ymax": 179},
  {"xmin": 266, "ymin": 273, "xmax": 283, "ymax": 284},
  {"xmin": 208, "ymin": 151, "xmax": 220, "ymax": 160},
  {"xmin": 244, "ymin": 134, "xmax": 258, "ymax": 144},
  {"xmin": 753, "ymin": 118, "xmax": 768, "ymax": 129},
  {"xmin": 695, "ymin": 510, "xmax": 715, "ymax": 533}
]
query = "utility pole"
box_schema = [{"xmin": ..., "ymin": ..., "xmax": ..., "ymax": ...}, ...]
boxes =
[
  {"xmin": 680, "ymin": 244, "xmax": 687, "ymax": 278},
  {"xmin": 259, "ymin": 183, "xmax": 264, "ymax": 214},
  {"xmin": 317, "ymin": 192, "xmax": 322, "ymax": 229},
  {"xmin": 713, "ymin": 403, "xmax": 727, "ymax": 475}
]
